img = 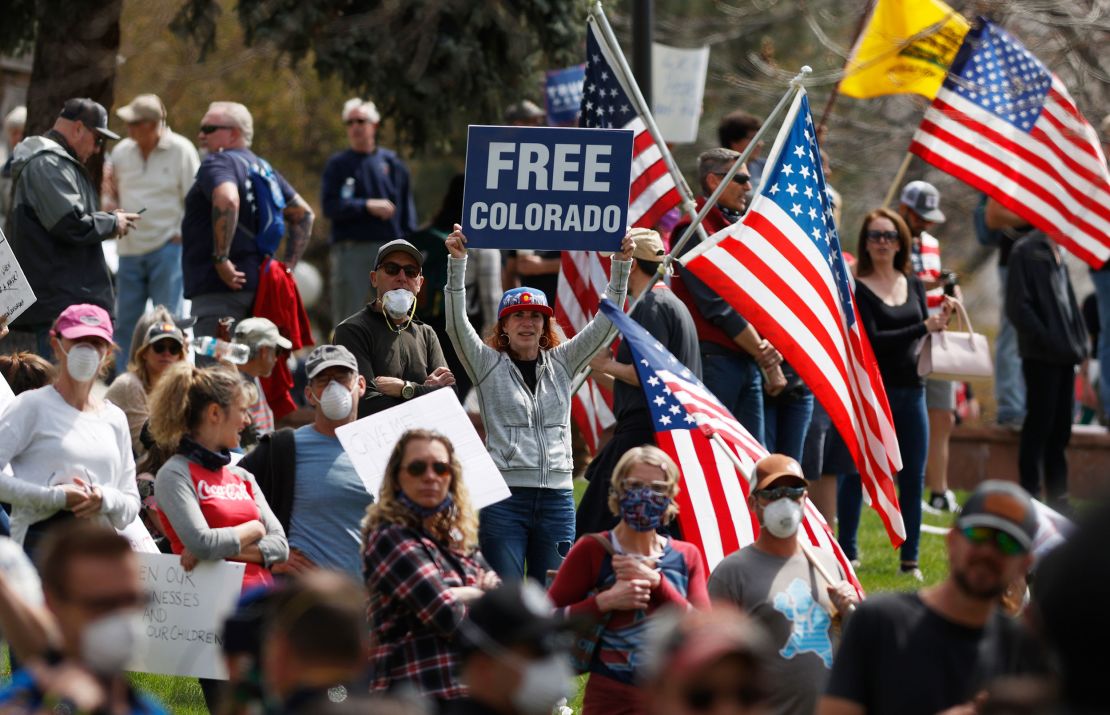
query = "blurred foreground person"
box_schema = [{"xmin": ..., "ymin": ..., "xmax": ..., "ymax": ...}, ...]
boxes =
[
  {"xmin": 642, "ymin": 605, "xmax": 772, "ymax": 715},
  {"xmin": 820, "ymin": 481, "xmax": 1046, "ymax": 715},
  {"xmin": 0, "ymin": 523, "xmax": 166, "ymax": 714}
]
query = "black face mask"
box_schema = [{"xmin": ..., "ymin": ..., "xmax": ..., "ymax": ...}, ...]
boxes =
[{"xmin": 177, "ymin": 434, "xmax": 232, "ymax": 471}]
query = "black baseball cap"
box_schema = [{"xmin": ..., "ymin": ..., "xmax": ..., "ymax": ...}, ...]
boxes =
[
  {"xmin": 457, "ymin": 581, "xmax": 579, "ymax": 657},
  {"xmin": 59, "ymin": 98, "xmax": 121, "ymax": 141}
]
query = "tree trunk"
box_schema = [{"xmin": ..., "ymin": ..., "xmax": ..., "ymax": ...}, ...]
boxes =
[{"xmin": 25, "ymin": 0, "xmax": 123, "ymax": 187}]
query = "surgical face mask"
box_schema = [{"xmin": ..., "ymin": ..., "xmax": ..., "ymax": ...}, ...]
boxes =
[
  {"xmin": 618, "ymin": 486, "xmax": 672, "ymax": 532},
  {"xmin": 316, "ymin": 380, "xmax": 354, "ymax": 420},
  {"xmin": 63, "ymin": 343, "xmax": 103, "ymax": 383},
  {"xmin": 762, "ymin": 497, "xmax": 804, "ymax": 538},
  {"xmin": 81, "ymin": 609, "xmax": 145, "ymax": 675},
  {"xmin": 509, "ymin": 654, "xmax": 576, "ymax": 715},
  {"xmin": 381, "ymin": 288, "xmax": 416, "ymax": 320}
]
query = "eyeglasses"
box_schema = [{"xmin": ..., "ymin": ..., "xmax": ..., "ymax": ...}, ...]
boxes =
[
  {"xmin": 684, "ymin": 684, "xmax": 765, "ymax": 711},
  {"xmin": 715, "ymin": 172, "xmax": 751, "ymax": 186},
  {"xmin": 403, "ymin": 460, "xmax": 452, "ymax": 477},
  {"xmin": 377, "ymin": 261, "xmax": 421, "ymax": 278},
  {"xmin": 623, "ymin": 479, "xmax": 671, "ymax": 496},
  {"xmin": 150, "ymin": 340, "xmax": 183, "ymax": 356},
  {"xmin": 200, "ymin": 124, "xmax": 234, "ymax": 135},
  {"xmin": 754, "ymin": 486, "xmax": 806, "ymax": 501},
  {"xmin": 866, "ymin": 229, "xmax": 900, "ymax": 243},
  {"xmin": 345, "ymin": 118, "xmax": 369, "ymax": 126},
  {"xmin": 961, "ymin": 526, "xmax": 1027, "ymax": 556}
]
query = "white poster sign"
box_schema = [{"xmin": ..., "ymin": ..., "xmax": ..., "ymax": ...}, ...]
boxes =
[
  {"xmin": 131, "ymin": 552, "xmax": 245, "ymax": 680},
  {"xmin": 0, "ymin": 228, "xmax": 36, "ymax": 324},
  {"xmin": 336, "ymin": 388, "xmax": 511, "ymax": 509},
  {"xmin": 652, "ymin": 43, "xmax": 711, "ymax": 144},
  {"xmin": 119, "ymin": 518, "xmax": 160, "ymax": 554}
]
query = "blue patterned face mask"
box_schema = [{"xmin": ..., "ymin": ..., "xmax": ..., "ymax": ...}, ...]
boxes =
[
  {"xmin": 397, "ymin": 490, "xmax": 454, "ymax": 519},
  {"xmin": 618, "ymin": 487, "xmax": 671, "ymax": 532}
]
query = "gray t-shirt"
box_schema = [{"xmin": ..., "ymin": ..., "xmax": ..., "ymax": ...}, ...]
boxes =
[{"xmin": 708, "ymin": 545, "xmax": 845, "ymax": 715}]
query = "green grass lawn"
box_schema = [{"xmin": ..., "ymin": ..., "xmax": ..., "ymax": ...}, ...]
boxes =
[{"xmin": 6, "ymin": 486, "xmax": 958, "ymax": 713}]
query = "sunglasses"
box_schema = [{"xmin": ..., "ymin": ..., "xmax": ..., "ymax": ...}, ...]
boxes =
[
  {"xmin": 754, "ymin": 486, "xmax": 806, "ymax": 501},
  {"xmin": 715, "ymin": 172, "xmax": 751, "ymax": 186},
  {"xmin": 94, "ymin": 134, "xmax": 107, "ymax": 149},
  {"xmin": 961, "ymin": 526, "xmax": 1027, "ymax": 556},
  {"xmin": 200, "ymin": 124, "xmax": 234, "ymax": 135},
  {"xmin": 345, "ymin": 118, "xmax": 369, "ymax": 126},
  {"xmin": 377, "ymin": 261, "xmax": 421, "ymax": 278},
  {"xmin": 684, "ymin": 684, "xmax": 765, "ymax": 711},
  {"xmin": 403, "ymin": 460, "xmax": 452, "ymax": 477},
  {"xmin": 866, "ymin": 229, "xmax": 900, "ymax": 243},
  {"xmin": 150, "ymin": 340, "xmax": 183, "ymax": 356}
]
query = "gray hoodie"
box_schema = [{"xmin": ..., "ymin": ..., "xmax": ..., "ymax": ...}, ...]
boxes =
[
  {"xmin": 446, "ymin": 254, "xmax": 630, "ymax": 490},
  {"xmin": 8, "ymin": 133, "xmax": 117, "ymax": 327}
]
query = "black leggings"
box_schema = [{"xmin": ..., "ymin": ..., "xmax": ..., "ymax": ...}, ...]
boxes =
[{"xmin": 1019, "ymin": 359, "xmax": 1074, "ymax": 503}]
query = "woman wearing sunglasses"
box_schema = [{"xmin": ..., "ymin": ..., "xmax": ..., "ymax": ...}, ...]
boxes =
[
  {"xmin": 841, "ymin": 208, "xmax": 952, "ymax": 580},
  {"xmin": 361, "ymin": 429, "xmax": 499, "ymax": 704},
  {"xmin": 549, "ymin": 446, "xmax": 709, "ymax": 715},
  {"xmin": 105, "ymin": 306, "xmax": 188, "ymax": 458},
  {"xmin": 444, "ymin": 224, "xmax": 633, "ymax": 584}
]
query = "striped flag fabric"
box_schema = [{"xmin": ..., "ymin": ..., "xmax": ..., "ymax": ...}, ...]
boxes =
[
  {"xmin": 554, "ymin": 14, "xmax": 683, "ymax": 453},
  {"xmin": 910, "ymin": 20, "xmax": 1110, "ymax": 268},
  {"xmin": 597, "ymin": 298, "xmax": 864, "ymax": 596},
  {"xmin": 678, "ymin": 89, "xmax": 908, "ymax": 549}
]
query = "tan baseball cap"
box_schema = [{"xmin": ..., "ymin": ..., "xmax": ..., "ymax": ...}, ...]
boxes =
[{"xmin": 116, "ymin": 94, "xmax": 165, "ymax": 124}]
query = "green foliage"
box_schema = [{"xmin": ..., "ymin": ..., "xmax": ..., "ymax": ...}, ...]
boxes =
[{"xmin": 170, "ymin": 0, "xmax": 589, "ymax": 151}]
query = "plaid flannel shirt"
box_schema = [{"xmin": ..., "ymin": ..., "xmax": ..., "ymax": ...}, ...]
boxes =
[{"xmin": 364, "ymin": 523, "xmax": 482, "ymax": 699}]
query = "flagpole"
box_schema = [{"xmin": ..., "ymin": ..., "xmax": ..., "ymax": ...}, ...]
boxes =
[
  {"xmin": 567, "ymin": 66, "xmax": 811, "ymax": 396},
  {"xmin": 816, "ymin": 0, "xmax": 878, "ymax": 132},
  {"xmin": 882, "ymin": 152, "xmax": 914, "ymax": 208}
]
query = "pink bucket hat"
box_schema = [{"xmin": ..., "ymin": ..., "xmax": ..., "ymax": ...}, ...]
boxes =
[{"xmin": 52, "ymin": 304, "xmax": 114, "ymax": 342}]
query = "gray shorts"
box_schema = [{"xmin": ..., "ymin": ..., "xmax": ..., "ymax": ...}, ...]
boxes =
[{"xmin": 925, "ymin": 378, "xmax": 956, "ymax": 411}]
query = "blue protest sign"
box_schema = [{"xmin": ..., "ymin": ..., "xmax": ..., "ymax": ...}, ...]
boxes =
[
  {"xmin": 545, "ymin": 64, "xmax": 586, "ymax": 126},
  {"xmin": 462, "ymin": 125, "xmax": 634, "ymax": 252}
]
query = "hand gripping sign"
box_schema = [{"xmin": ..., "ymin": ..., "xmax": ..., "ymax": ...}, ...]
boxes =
[{"xmin": 462, "ymin": 125, "xmax": 634, "ymax": 252}]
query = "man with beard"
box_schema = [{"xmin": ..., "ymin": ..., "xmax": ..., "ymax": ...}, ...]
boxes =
[{"xmin": 819, "ymin": 481, "xmax": 1046, "ymax": 715}]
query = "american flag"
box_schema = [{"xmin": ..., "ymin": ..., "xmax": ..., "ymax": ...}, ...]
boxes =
[
  {"xmin": 678, "ymin": 90, "xmax": 907, "ymax": 549},
  {"xmin": 598, "ymin": 298, "xmax": 863, "ymax": 594},
  {"xmin": 910, "ymin": 20, "xmax": 1110, "ymax": 268},
  {"xmin": 555, "ymin": 14, "xmax": 683, "ymax": 453}
]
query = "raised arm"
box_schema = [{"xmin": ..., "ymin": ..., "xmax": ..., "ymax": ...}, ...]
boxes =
[
  {"xmin": 559, "ymin": 232, "xmax": 635, "ymax": 375},
  {"xmin": 444, "ymin": 225, "xmax": 499, "ymax": 385}
]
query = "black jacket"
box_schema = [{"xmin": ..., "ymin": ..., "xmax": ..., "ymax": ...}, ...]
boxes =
[
  {"xmin": 238, "ymin": 427, "xmax": 297, "ymax": 533},
  {"xmin": 1006, "ymin": 231, "xmax": 1088, "ymax": 365}
]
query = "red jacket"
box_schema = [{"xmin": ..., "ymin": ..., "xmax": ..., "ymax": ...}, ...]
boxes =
[
  {"xmin": 670, "ymin": 197, "xmax": 742, "ymax": 353},
  {"xmin": 252, "ymin": 259, "xmax": 314, "ymax": 420}
]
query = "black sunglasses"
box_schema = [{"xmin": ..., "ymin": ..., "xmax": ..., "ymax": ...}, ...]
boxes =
[
  {"xmin": 377, "ymin": 261, "xmax": 421, "ymax": 278},
  {"xmin": 345, "ymin": 118, "xmax": 369, "ymax": 126},
  {"xmin": 200, "ymin": 124, "xmax": 234, "ymax": 135},
  {"xmin": 866, "ymin": 229, "xmax": 900, "ymax": 243},
  {"xmin": 715, "ymin": 172, "xmax": 751, "ymax": 186},
  {"xmin": 403, "ymin": 460, "xmax": 451, "ymax": 477},
  {"xmin": 754, "ymin": 486, "xmax": 806, "ymax": 501},
  {"xmin": 150, "ymin": 340, "xmax": 183, "ymax": 356},
  {"xmin": 684, "ymin": 684, "xmax": 765, "ymax": 712}
]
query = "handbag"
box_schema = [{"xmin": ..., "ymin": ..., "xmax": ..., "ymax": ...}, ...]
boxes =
[
  {"xmin": 917, "ymin": 299, "xmax": 993, "ymax": 380},
  {"xmin": 547, "ymin": 533, "xmax": 617, "ymax": 674}
]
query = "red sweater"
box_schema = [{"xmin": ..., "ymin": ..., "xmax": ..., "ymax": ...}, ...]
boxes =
[{"xmin": 670, "ymin": 197, "xmax": 742, "ymax": 353}]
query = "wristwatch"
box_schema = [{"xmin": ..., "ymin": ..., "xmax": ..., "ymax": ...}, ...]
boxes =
[
  {"xmin": 212, "ymin": 254, "xmax": 230, "ymax": 264},
  {"xmin": 401, "ymin": 381, "xmax": 415, "ymax": 399}
]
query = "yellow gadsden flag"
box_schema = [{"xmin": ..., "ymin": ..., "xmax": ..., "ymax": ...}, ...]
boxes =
[{"xmin": 840, "ymin": 0, "xmax": 970, "ymax": 100}]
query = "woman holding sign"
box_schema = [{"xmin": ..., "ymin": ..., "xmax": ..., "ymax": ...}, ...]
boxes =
[
  {"xmin": 445, "ymin": 224, "xmax": 633, "ymax": 582},
  {"xmin": 148, "ymin": 362, "xmax": 288, "ymax": 591}
]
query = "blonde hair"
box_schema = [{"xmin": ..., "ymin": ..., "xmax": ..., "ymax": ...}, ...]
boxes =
[
  {"xmin": 147, "ymin": 363, "xmax": 247, "ymax": 450},
  {"xmin": 361, "ymin": 430, "xmax": 478, "ymax": 553},
  {"xmin": 608, "ymin": 445, "xmax": 681, "ymax": 524}
]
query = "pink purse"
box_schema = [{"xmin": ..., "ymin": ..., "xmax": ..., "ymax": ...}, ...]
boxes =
[{"xmin": 917, "ymin": 300, "xmax": 993, "ymax": 380}]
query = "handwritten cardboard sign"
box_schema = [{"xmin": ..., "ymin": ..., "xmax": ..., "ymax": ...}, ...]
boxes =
[
  {"xmin": 0, "ymin": 227, "xmax": 36, "ymax": 324},
  {"xmin": 652, "ymin": 43, "xmax": 710, "ymax": 144},
  {"xmin": 336, "ymin": 388, "xmax": 511, "ymax": 510},
  {"xmin": 130, "ymin": 552, "xmax": 245, "ymax": 680}
]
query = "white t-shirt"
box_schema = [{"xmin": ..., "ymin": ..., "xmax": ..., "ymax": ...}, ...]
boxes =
[{"xmin": 0, "ymin": 386, "xmax": 140, "ymax": 544}]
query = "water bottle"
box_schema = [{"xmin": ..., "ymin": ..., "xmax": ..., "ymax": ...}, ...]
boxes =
[
  {"xmin": 194, "ymin": 336, "xmax": 251, "ymax": 365},
  {"xmin": 341, "ymin": 177, "xmax": 355, "ymax": 200}
]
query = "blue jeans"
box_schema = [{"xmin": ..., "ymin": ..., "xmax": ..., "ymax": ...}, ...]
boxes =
[
  {"xmin": 763, "ymin": 389, "xmax": 815, "ymax": 462},
  {"xmin": 115, "ymin": 241, "xmax": 185, "ymax": 372},
  {"xmin": 836, "ymin": 385, "xmax": 928, "ymax": 564},
  {"xmin": 478, "ymin": 487, "xmax": 575, "ymax": 583},
  {"xmin": 996, "ymin": 265, "xmax": 1026, "ymax": 424},
  {"xmin": 703, "ymin": 352, "xmax": 764, "ymax": 445},
  {"xmin": 1091, "ymin": 270, "xmax": 1110, "ymax": 417}
]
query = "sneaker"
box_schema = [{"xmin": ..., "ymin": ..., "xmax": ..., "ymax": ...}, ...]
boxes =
[
  {"xmin": 929, "ymin": 490, "xmax": 960, "ymax": 513},
  {"xmin": 921, "ymin": 500, "xmax": 943, "ymax": 516},
  {"xmin": 900, "ymin": 564, "xmax": 924, "ymax": 582}
]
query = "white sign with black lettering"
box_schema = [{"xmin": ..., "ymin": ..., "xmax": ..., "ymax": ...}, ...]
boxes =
[
  {"xmin": 0, "ymin": 228, "xmax": 36, "ymax": 324},
  {"xmin": 130, "ymin": 552, "xmax": 245, "ymax": 680},
  {"xmin": 336, "ymin": 388, "xmax": 511, "ymax": 509}
]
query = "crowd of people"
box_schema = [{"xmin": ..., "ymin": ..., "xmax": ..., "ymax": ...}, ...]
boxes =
[{"xmin": 0, "ymin": 91, "xmax": 1103, "ymax": 715}]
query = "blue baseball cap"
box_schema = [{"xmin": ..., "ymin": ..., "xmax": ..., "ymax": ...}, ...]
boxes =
[{"xmin": 498, "ymin": 287, "xmax": 553, "ymax": 320}]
